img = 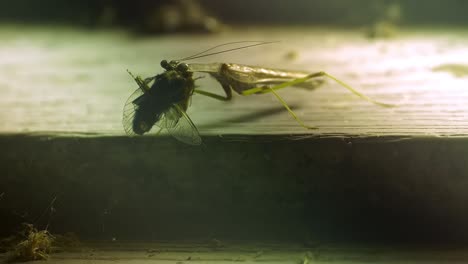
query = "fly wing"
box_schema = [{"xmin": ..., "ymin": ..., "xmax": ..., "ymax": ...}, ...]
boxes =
[
  {"xmin": 157, "ymin": 104, "xmax": 202, "ymax": 145},
  {"xmin": 123, "ymin": 70, "xmax": 155, "ymax": 135},
  {"xmin": 122, "ymin": 88, "xmax": 144, "ymax": 135}
]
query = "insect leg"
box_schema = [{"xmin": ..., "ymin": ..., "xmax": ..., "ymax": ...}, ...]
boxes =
[
  {"xmin": 143, "ymin": 76, "xmax": 156, "ymax": 83},
  {"xmin": 270, "ymin": 87, "xmax": 317, "ymax": 129},
  {"xmin": 127, "ymin": 70, "xmax": 152, "ymax": 92},
  {"xmin": 242, "ymin": 72, "xmax": 394, "ymax": 107},
  {"xmin": 221, "ymin": 83, "xmax": 233, "ymax": 100},
  {"xmin": 194, "ymin": 84, "xmax": 232, "ymax": 101},
  {"xmin": 243, "ymin": 85, "xmax": 317, "ymax": 129}
]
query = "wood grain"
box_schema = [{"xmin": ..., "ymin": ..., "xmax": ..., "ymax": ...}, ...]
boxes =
[
  {"xmin": 1, "ymin": 26, "xmax": 468, "ymax": 137},
  {"xmin": 3, "ymin": 241, "xmax": 468, "ymax": 263}
]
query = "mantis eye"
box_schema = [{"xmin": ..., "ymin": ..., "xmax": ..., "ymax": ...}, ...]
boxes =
[
  {"xmin": 177, "ymin": 63, "xmax": 189, "ymax": 72},
  {"xmin": 160, "ymin": 60, "xmax": 170, "ymax": 69}
]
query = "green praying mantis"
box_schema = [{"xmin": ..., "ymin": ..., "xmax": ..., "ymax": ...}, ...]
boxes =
[{"xmin": 123, "ymin": 41, "xmax": 394, "ymax": 145}]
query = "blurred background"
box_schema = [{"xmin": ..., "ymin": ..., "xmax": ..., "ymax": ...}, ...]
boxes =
[{"xmin": 0, "ymin": 0, "xmax": 467, "ymax": 33}]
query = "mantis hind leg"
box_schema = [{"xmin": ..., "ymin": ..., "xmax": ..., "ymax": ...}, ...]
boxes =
[
  {"xmin": 242, "ymin": 71, "xmax": 395, "ymax": 108},
  {"xmin": 240, "ymin": 71, "xmax": 395, "ymax": 129},
  {"xmin": 265, "ymin": 86, "xmax": 318, "ymax": 130}
]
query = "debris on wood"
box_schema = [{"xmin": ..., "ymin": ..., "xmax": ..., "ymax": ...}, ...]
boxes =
[{"xmin": 6, "ymin": 224, "xmax": 54, "ymax": 263}]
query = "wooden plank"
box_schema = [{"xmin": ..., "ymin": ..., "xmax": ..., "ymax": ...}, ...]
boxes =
[
  {"xmin": 2, "ymin": 136, "xmax": 468, "ymax": 243},
  {"xmin": 2, "ymin": 242, "xmax": 468, "ymax": 263},
  {"xmin": 1, "ymin": 25, "xmax": 468, "ymax": 137}
]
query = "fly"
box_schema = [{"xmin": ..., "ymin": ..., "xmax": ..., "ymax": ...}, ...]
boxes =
[{"xmin": 123, "ymin": 41, "xmax": 393, "ymax": 145}]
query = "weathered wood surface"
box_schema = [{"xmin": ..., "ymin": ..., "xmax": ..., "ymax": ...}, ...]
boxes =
[
  {"xmin": 3, "ymin": 241, "xmax": 468, "ymax": 263},
  {"xmin": 1, "ymin": 25, "xmax": 468, "ymax": 138}
]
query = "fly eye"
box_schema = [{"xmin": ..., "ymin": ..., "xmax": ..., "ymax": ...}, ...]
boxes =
[
  {"xmin": 177, "ymin": 63, "xmax": 189, "ymax": 72},
  {"xmin": 160, "ymin": 60, "xmax": 170, "ymax": 69}
]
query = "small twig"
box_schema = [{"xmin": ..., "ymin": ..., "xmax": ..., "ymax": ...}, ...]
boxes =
[{"xmin": 34, "ymin": 195, "xmax": 58, "ymax": 231}]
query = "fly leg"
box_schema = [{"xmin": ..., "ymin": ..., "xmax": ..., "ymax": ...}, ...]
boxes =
[
  {"xmin": 143, "ymin": 76, "xmax": 156, "ymax": 83},
  {"xmin": 127, "ymin": 70, "xmax": 154, "ymax": 92},
  {"xmin": 194, "ymin": 84, "xmax": 232, "ymax": 101},
  {"xmin": 242, "ymin": 71, "xmax": 395, "ymax": 108}
]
